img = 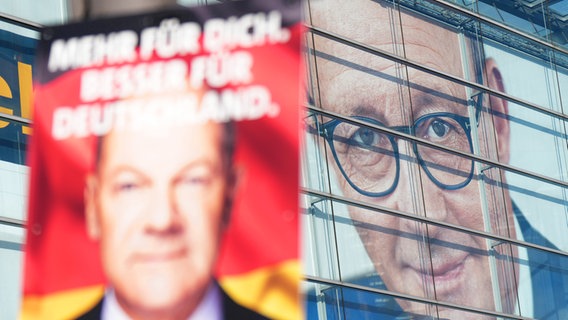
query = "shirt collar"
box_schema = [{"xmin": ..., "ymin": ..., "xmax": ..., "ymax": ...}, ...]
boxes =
[{"xmin": 102, "ymin": 281, "xmax": 223, "ymax": 320}]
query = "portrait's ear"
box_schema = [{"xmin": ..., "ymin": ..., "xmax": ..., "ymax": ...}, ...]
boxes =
[
  {"xmin": 485, "ymin": 58, "xmax": 510, "ymax": 163},
  {"xmin": 84, "ymin": 175, "xmax": 101, "ymax": 240}
]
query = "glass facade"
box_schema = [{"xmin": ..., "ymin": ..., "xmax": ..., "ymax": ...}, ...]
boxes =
[
  {"xmin": 1, "ymin": 0, "xmax": 568, "ymax": 319},
  {"xmin": 0, "ymin": 5, "xmax": 42, "ymax": 319},
  {"xmin": 302, "ymin": 0, "xmax": 568, "ymax": 319}
]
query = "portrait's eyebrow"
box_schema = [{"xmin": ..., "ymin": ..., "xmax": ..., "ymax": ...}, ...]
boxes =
[
  {"xmin": 103, "ymin": 165, "xmax": 148, "ymax": 181},
  {"xmin": 409, "ymin": 84, "xmax": 469, "ymax": 117},
  {"xmin": 175, "ymin": 159, "xmax": 221, "ymax": 177},
  {"xmin": 412, "ymin": 90, "xmax": 435, "ymax": 108},
  {"xmin": 350, "ymin": 105, "xmax": 384, "ymax": 121}
]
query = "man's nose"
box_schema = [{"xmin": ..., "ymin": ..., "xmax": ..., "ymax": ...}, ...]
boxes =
[
  {"xmin": 387, "ymin": 160, "xmax": 419, "ymax": 214},
  {"xmin": 144, "ymin": 184, "xmax": 180, "ymax": 233},
  {"xmin": 384, "ymin": 140, "xmax": 421, "ymax": 214},
  {"xmin": 391, "ymin": 141, "xmax": 450, "ymax": 233}
]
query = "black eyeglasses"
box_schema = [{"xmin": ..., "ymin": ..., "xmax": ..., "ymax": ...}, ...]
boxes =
[{"xmin": 311, "ymin": 97, "xmax": 482, "ymax": 197}]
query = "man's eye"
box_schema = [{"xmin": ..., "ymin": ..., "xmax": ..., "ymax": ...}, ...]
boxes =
[
  {"xmin": 426, "ymin": 119, "xmax": 453, "ymax": 138},
  {"xmin": 179, "ymin": 174, "xmax": 211, "ymax": 186},
  {"xmin": 351, "ymin": 127, "xmax": 383, "ymax": 147},
  {"xmin": 183, "ymin": 176, "xmax": 206, "ymax": 184},
  {"xmin": 114, "ymin": 182, "xmax": 140, "ymax": 193}
]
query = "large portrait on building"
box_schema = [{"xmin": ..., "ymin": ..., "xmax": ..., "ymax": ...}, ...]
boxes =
[
  {"xmin": 303, "ymin": 0, "xmax": 568, "ymax": 319},
  {"xmin": 21, "ymin": 1, "xmax": 303, "ymax": 319}
]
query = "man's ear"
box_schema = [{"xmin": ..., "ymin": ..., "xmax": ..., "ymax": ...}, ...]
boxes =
[
  {"xmin": 84, "ymin": 175, "xmax": 101, "ymax": 240},
  {"xmin": 485, "ymin": 58, "xmax": 510, "ymax": 164}
]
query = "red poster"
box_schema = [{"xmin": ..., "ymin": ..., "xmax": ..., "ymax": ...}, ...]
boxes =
[{"xmin": 22, "ymin": 1, "xmax": 302, "ymax": 319}]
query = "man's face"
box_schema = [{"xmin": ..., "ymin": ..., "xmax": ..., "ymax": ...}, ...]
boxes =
[
  {"xmin": 311, "ymin": 0, "xmax": 516, "ymax": 318},
  {"xmin": 86, "ymin": 122, "xmax": 232, "ymax": 319}
]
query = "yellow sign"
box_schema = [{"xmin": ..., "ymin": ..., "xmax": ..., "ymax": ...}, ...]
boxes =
[{"xmin": 0, "ymin": 61, "xmax": 33, "ymax": 134}]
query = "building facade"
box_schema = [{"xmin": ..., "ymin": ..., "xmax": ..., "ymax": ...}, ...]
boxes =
[
  {"xmin": 0, "ymin": 2, "xmax": 67, "ymax": 319},
  {"xmin": 302, "ymin": 0, "xmax": 568, "ymax": 319}
]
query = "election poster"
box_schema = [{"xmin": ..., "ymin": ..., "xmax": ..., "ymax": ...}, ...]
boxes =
[{"xmin": 21, "ymin": 1, "xmax": 303, "ymax": 319}]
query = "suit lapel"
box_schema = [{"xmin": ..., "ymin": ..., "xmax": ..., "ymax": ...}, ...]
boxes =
[{"xmin": 514, "ymin": 203, "xmax": 568, "ymax": 319}]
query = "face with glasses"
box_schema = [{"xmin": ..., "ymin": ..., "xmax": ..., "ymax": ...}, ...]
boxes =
[{"xmin": 311, "ymin": 0, "xmax": 516, "ymax": 318}]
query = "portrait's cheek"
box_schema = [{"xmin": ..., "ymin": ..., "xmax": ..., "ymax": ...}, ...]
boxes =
[
  {"xmin": 98, "ymin": 218, "xmax": 138, "ymax": 286},
  {"xmin": 480, "ymin": 170, "xmax": 517, "ymax": 236},
  {"xmin": 349, "ymin": 209, "xmax": 404, "ymax": 285},
  {"xmin": 98, "ymin": 190, "xmax": 147, "ymax": 243},
  {"xmin": 175, "ymin": 186, "xmax": 226, "ymax": 275},
  {"xmin": 334, "ymin": 168, "xmax": 372, "ymax": 204},
  {"xmin": 175, "ymin": 181, "xmax": 226, "ymax": 220},
  {"xmin": 337, "ymin": 178, "xmax": 352, "ymax": 197}
]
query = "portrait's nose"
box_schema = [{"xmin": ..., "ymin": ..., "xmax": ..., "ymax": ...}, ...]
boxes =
[
  {"xmin": 418, "ymin": 176, "xmax": 451, "ymax": 237},
  {"xmin": 390, "ymin": 141, "xmax": 450, "ymax": 235},
  {"xmin": 385, "ymin": 141, "xmax": 419, "ymax": 215},
  {"xmin": 144, "ymin": 184, "xmax": 180, "ymax": 233}
]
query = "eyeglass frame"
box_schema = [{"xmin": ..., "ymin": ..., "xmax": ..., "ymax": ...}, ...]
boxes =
[{"xmin": 312, "ymin": 95, "xmax": 483, "ymax": 198}]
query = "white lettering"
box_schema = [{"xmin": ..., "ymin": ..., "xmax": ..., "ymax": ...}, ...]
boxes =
[
  {"xmin": 51, "ymin": 85, "xmax": 279, "ymax": 140},
  {"xmin": 203, "ymin": 11, "xmax": 289, "ymax": 52},
  {"xmin": 80, "ymin": 59, "xmax": 188, "ymax": 102},
  {"xmin": 140, "ymin": 20, "xmax": 201, "ymax": 60},
  {"xmin": 48, "ymin": 31, "xmax": 138, "ymax": 72},
  {"xmin": 189, "ymin": 51, "xmax": 252, "ymax": 89}
]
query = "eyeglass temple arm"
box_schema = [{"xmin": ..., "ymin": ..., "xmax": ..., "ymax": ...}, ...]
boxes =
[
  {"xmin": 304, "ymin": 112, "xmax": 328, "ymax": 137},
  {"xmin": 470, "ymin": 91, "xmax": 483, "ymax": 124}
]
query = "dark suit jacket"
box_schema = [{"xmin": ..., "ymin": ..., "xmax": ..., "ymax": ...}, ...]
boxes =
[
  {"xmin": 513, "ymin": 203, "xmax": 568, "ymax": 320},
  {"xmin": 76, "ymin": 286, "xmax": 268, "ymax": 320}
]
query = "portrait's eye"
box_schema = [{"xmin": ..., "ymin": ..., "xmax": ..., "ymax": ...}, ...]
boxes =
[
  {"xmin": 418, "ymin": 117, "xmax": 461, "ymax": 143},
  {"xmin": 351, "ymin": 127, "xmax": 385, "ymax": 148},
  {"xmin": 180, "ymin": 174, "xmax": 209, "ymax": 185},
  {"xmin": 427, "ymin": 119, "xmax": 452, "ymax": 138},
  {"xmin": 109, "ymin": 171, "xmax": 146, "ymax": 195},
  {"xmin": 115, "ymin": 181, "xmax": 140, "ymax": 193},
  {"xmin": 333, "ymin": 121, "xmax": 393, "ymax": 166},
  {"xmin": 177, "ymin": 166, "xmax": 215, "ymax": 187}
]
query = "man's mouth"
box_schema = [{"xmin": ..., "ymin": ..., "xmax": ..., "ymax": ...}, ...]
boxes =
[
  {"xmin": 133, "ymin": 247, "xmax": 187, "ymax": 263},
  {"xmin": 430, "ymin": 260, "xmax": 465, "ymax": 284},
  {"xmin": 408, "ymin": 255, "xmax": 468, "ymax": 295}
]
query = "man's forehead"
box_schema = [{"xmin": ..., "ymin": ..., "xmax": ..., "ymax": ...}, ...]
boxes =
[
  {"xmin": 319, "ymin": 65, "xmax": 467, "ymax": 123},
  {"xmin": 311, "ymin": 0, "xmax": 465, "ymax": 80},
  {"xmin": 98, "ymin": 122, "xmax": 224, "ymax": 162}
]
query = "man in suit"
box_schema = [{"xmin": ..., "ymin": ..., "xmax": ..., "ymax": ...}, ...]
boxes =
[
  {"xmin": 307, "ymin": 0, "xmax": 568, "ymax": 319},
  {"xmin": 79, "ymin": 120, "xmax": 267, "ymax": 319}
]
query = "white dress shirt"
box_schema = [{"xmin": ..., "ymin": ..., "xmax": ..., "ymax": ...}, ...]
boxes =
[{"xmin": 101, "ymin": 281, "xmax": 223, "ymax": 320}]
